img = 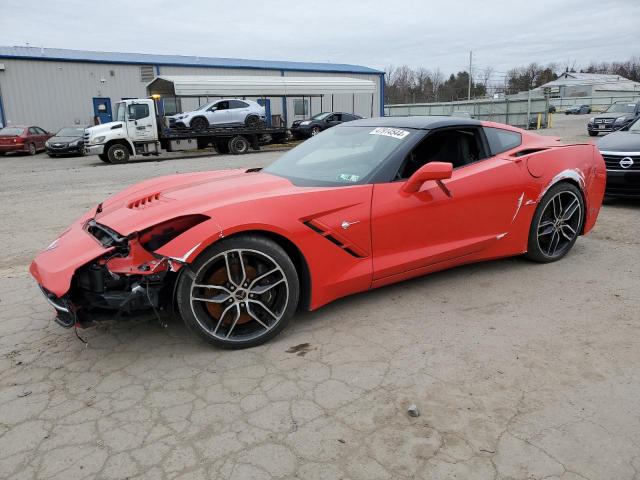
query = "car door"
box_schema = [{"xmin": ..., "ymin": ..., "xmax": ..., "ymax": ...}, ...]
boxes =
[
  {"xmin": 207, "ymin": 101, "xmax": 232, "ymax": 125},
  {"xmin": 28, "ymin": 127, "xmax": 41, "ymax": 150},
  {"xmin": 35, "ymin": 127, "xmax": 50, "ymax": 147},
  {"xmin": 126, "ymin": 102, "xmax": 155, "ymax": 141},
  {"xmin": 229, "ymin": 100, "xmax": 250, "ymax": 123},
  {"xmin": 371, "ymin": 126, "xmax": 528, "ymax": 282}
]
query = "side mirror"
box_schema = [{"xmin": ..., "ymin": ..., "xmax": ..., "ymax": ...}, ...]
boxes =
[{"xmin": 401, "ymin": 161, "xmax": 453, "ymax": 194}]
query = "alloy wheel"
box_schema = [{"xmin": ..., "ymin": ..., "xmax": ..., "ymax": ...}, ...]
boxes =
[
  {"xmin": 536, "ymin": 190, "xmax": 582, "ymax": 258},
  {"xmin": 189, "ymin": 249, "xmax": 289, "ymax": 343}
]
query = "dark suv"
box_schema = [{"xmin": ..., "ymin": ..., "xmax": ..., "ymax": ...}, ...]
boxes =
[{"xmin": 588, "ymin": 102, "xmax": 640, "ymax": 136}]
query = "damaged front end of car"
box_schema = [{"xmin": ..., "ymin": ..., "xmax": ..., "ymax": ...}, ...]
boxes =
[{"xmin": 33, "ymin": 214, "xmax": 210, "ymax": 329}]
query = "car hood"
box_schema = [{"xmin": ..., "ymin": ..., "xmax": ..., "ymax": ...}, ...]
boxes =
[
  {"xmin": 593, "ymin": 112, "xmax": 630, "ymax": 120},
  {"xmin": 597, "ymin": 131, "xmax": 640, "ymax": 152},
  {"xmin": 93, "ymin": 169, "xmax": 298, "ymax": 235},
  {"xmin": 50, "ymin": 135, "xmax": 83, "ymax": 142}
]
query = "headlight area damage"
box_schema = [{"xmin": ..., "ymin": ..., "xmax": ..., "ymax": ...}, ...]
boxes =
[{"xmin": 34, "ymin": 214, "xmax": 209, "ymax": 329}]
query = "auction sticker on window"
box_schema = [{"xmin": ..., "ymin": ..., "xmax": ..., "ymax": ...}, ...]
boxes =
[{"xmin": 369, "ymin": 127, "xmax": 410, "ymax": 140}]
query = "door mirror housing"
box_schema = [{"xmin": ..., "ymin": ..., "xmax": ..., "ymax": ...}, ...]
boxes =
[{"xmin": 401, "ymin": 161, "xmax": 453, "ymax": 193}]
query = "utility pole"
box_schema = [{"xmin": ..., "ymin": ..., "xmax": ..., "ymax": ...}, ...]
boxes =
[{"xmin": 468, "ymin": 50, "xmax": 472, "ymax": 100}]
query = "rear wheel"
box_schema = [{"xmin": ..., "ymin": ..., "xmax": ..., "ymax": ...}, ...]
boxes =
[
  {"xmin": 28, "ymin": 143, "xmax": 37, "ymax": 155},
  {"xmin": 107, "ymin": 143, "xmax": 130, "ymax": 164},
  {"xmin": 525, "ymin": 183, "xmax": 584, "ymax": 263},
  {"xmin": 588, "ymin": 131, "xmax": 598, "ymax": 137},
  {"xmin": 228, "ymin": 135, "xmax": 250, "ymax": 155},
  {"xmin": 214, "ymin": 140, "xmax": 230, "ymax": 155},
  {"xmin": 190, "ymin": 117, "xmax": 208, "ymax": 131},
  {"xmin": 245, "ymin": 115, "xmax": 261, "ymax": 129},
  {"xmin": 177, "ymin": 235, "xmax": 300, "ymax": 349}
]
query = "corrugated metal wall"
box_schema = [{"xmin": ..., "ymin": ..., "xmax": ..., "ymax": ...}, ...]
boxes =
[
  {"xmin": 0, "ymin": 58, "xmax": 382, "ymax": 130},
  {"xmin": 0, "ymin": 58, "xmax": 147, "ymax": 130}
]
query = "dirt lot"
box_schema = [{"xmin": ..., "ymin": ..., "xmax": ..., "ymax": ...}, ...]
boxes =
[{"xmin": 1, "ymin": 116, "xmax": 639, "ymax": 480}]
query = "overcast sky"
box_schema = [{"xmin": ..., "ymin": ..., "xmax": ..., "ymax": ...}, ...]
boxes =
[{"xmin": 1, "ymin": 0, "xmax": 638, "ymax": 82}]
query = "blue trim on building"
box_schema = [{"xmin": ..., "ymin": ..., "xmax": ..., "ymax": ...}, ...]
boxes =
[
  {"xmin": 379, "ymin": 73, "xmax": 385, "ymax": 117},
  {"xmin": 0, "ymin": 46, "xmax": 383, "ymax": 75},
  {"xmin": 155, "ymin": 65, "xmax": 160, "ymax": 75}
]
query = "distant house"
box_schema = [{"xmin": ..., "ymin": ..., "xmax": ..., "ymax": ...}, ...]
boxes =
[{"xmin": 538, "ymin": 72, "xmax": 640, "ymax": 98}]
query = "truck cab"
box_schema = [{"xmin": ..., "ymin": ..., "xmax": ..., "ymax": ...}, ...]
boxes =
[{"xmin": 84, "ymin": 98, "xmax": 160, "ymax": 163}]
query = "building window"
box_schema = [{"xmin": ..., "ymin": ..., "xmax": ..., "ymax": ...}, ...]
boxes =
[
  {"xmin": 140, "ymin": 65, "xmax": 155, "ymax": 82},
  {"xmin": 162, "ymin": 98, "xmax": 182, "ymax": 116},
  {"xmin": 294, "ymin": 99, "xmax": 309, "ymax": 116}
]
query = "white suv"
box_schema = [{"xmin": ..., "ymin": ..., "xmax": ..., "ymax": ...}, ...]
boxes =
[{"xmin": 169, "ymin": 99, "xmax": 266, "ymax": 130}]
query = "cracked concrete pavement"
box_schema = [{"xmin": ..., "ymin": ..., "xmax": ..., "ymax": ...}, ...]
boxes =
[{"xmin": 1, "ymin": 116, "xmax": 639, "ymax": 479}]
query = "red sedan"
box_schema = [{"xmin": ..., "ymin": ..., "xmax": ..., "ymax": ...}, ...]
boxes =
[
  {"xmin": 0, "ymin": 125, "xmax": 52, "ymax": 155},
  {"xmin": 30, "ymin": 117, "xmax": 606, "ymax": 348}
]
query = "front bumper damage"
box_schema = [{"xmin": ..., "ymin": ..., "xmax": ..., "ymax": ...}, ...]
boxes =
[{"xmin": 31, "ymin": 217, "xmax": 180, "ymax": 329}]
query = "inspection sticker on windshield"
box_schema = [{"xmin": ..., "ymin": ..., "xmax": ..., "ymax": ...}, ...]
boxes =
[
  {"xmin": 338, "ymin": 173, "xmax": 360, "ymax": 182},
  {"xmin": 369, "ymin": 127, "xmax": 410, "ymax": 140}
]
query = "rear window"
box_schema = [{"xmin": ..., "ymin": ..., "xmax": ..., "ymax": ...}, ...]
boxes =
[
  {"xmin": 484, "ymin": 127, "xmax": 522, "ymax": 155},
  {"xmin": 0, "ymin": 127, "xmax": 24, "ymax": 136}
]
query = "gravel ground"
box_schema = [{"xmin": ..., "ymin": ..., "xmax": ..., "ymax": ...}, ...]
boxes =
[{"xmin": 0, "ymin": 118, "xmax": 639, "ymax": 480}]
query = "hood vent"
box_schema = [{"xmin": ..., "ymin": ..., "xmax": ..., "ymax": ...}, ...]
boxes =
[
  {"xmin": 127, "ymin": 192, "xmax": 162, "ymax": 209},
  {"xmin": 303, "ymin": 220, "xmax": 366, "ymax": 258}
]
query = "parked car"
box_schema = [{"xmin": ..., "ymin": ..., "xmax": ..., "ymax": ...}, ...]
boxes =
[
  {"xmin": 565, "ymin": 104, "xmax": 591, "ymax": 115},
  {"xmin": 588, "ymin": 101, "xmax": 640, "ymax": 136},
  {"xmin": 0, "ymin": 126, "xmax": 52, "ymax": 155},
  {"xmin": 596, "ymin": 117, "xmax": 640, "ymax": 198},
  {"xmin": 290, "ymin": 112, "xmax": 361, "ymax": 138},
  {"xmin": 168, "ymin": 99, "xmax": 266, "ymax": 130},
  {"xmin": 45, "ymin": 126, "xmax": 88, "ymax": 157},
  {"xmin": 31, "ymin": 116, "xmax": 606, "ymax": 349}
]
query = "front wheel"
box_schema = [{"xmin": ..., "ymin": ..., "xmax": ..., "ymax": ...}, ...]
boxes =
[
  {"xmin": 525, "ymin": 183, "xmax": 584, "ymax": 263},
  {"xmin": 190, "ymin": 117, "xmax": 208, "ymax": 131},
  {"xmin": 98, "ymin": 153, "xmax": 111, "ymax": 163},
  {"xmin": 107, "ymin": 143, "xmax": 130, "ymax": 164},
  {"xmin": 311, "ymin": 127, "xmax": 321, "ymax": 136},
  {"xmin": 176, "ymin": 235, "xmax": 300, "ymax": 349}
]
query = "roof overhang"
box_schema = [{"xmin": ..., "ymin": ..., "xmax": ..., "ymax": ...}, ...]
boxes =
[{"xmin": 147, "ymin": 75, "xmax": 376, "ymax": 97}]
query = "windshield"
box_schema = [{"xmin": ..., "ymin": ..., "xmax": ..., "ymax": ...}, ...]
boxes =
[
  {"xmin": 115, "ymin": 102, "xmax": 126, "ymax": 122},
  {"xmin": 56, "ymin": 127, "xmax": 85, "ymax": 136},
  {"xmin": 312, "ymin": 112, "xmax": 332, "ymax": 120},
  {"xmin": 628, "ymin": 117, "xmax": 640, "ymax": 132},
  {"xmin": 605, "ymin": 103, "xmax": 636, "ymax": 113},
  {"xmin": 264, "ymin": 125, "xmax": 415, "ymax": 186},
  {"xmin": 0, "ymin": 127, "xmax": 24, "ymax": 136}
]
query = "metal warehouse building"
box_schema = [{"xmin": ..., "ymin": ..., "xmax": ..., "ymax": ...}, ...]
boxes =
[{"xmin": 0, "ymin": 46, "xmax": 384, "ymax": 131}]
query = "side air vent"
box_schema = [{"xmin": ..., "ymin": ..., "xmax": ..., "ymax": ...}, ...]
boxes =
[
  {"xmin": 303, "ymin": 220, "xmax": 366, "ymax": 258},
  {"xmin": 127, "ymin": 192, "xmax": 161, "ymax": 209}
]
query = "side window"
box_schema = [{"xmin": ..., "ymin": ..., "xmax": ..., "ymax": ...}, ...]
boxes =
[
  {"xmin": 28, "ymin": 127, "xmax": 38, "ymax": 135},
  {"xmin": 484, "ymin": 127, "xmax": 522, "ymax": 155},
  {"xmin": 396, "ymin": 128, "xmax": 487, "ymax": 180},
  {"xmin": 333, "ymin": 114, "xmax": 343, "ymax": 122},
  {"xmin": 127, "ymin": 103, "xmax": 150, "ymax": 120},
  {"xmin": 229, "ymin": 100, "xmax": 248, "ymax": 109},
  {"xmin": 215, "ymin": 101, "xmax": 229, "ymax": 110}
]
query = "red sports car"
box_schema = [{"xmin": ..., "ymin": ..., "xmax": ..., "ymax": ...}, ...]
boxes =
[{"xmin": 31, "ymin": 117, "xmax": 606, "ymax": 348}]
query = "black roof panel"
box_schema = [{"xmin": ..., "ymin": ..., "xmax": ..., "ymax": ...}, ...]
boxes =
[{"xmin": 345, "ymin": 115, "xmax": 481, "ymax": 130}]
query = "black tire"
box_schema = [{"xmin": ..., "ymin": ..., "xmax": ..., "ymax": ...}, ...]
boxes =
[
  {"xmin": 98, "ymin": 153, "xmax": 111, "ymax": 163},
  {"xmin": 213, "ymin": 141, "xmax": 230, "ymax": 155},
  {"xmin": 228, "ymin": 135, "xmax": 250, "ymax": 155},
  {"xmin": 245, "ymin": 115, "xmax": 261, "ymax": 129},
  {"xmin": 190, "ymin": 117, "xmax": 208, "ymax": 131},
  {"xmin": 28, "ymin": 143, "xmax": 37, "ymax": 155},
  {"xmin": 311, "ymin": 127, "xmax": 321, "ymax": 137},
  {"xmin": 0, "ymin": 152, "xmax": 5, "ymax": 156},
  {"xmin": 588, "ymin": 131, "xmax": 598, "ymax": 137},
  {"xmin": 107, "ymin": 143, "xmax": 130, "ymax": 164},
  {"xmin": 176, "ymin": 235, "xmax": 300, "ymax": 349},
  {"xmin": 525, "ymin": 182, "xmax": 584, "ymax": 263}
]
